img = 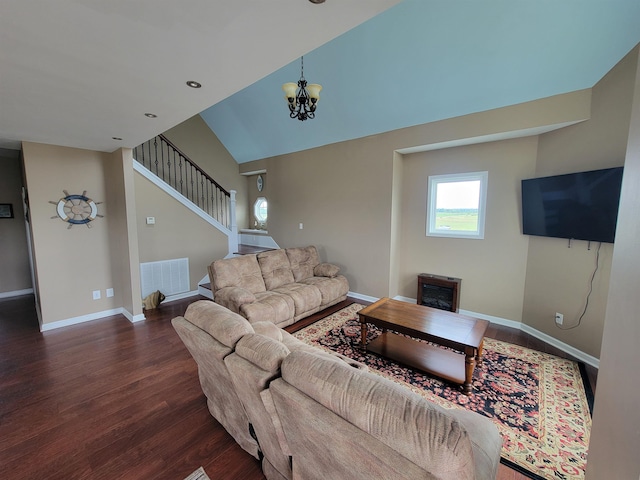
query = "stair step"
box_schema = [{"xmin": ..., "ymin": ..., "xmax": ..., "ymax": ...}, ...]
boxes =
[{"xmin": 234, "ymin": 244, "xmax": 275, "ymax": 255}]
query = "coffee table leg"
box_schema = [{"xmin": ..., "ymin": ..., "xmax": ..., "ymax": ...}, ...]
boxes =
[
  {"xmin": 360, "ymin": 320, "xmax": 368, "ymax": 352},
  {"xmin": 464, "ymin": 348, "xmax": 475, "ymax": 395},
  {"xmin": 476, "ymin": 338, "xmax": 485, "ymax": 364}
]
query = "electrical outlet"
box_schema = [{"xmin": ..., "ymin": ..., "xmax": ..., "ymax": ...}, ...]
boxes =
[
  {"xmin": 93, "ymin": 290, "xmax": 101, "ymax": 300},
  {"xmin": 555, "ymin": 312, "xmax": 564, "ymax": 325},
  {"xmin": 299, "ymin": 223, "xmax": 304, "ymax": 230}
]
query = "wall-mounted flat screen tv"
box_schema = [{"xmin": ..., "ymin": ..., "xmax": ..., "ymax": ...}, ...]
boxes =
[{"xmin": 521, "ymin": 166, "xmax": 623, "ymax": 243}]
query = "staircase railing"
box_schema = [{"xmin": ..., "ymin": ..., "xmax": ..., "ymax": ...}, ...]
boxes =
[{"xmin": 133, "ymin": 135, "xmax": 231, "ymax": 229}]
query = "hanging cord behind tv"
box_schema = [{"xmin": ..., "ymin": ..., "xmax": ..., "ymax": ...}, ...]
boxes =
[{"xmin": 557, "ymin": 242, "xmax": 601, "ymax": 330}]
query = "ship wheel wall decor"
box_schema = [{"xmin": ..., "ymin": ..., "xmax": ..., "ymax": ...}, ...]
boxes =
[{"xmin": 49, "ymin": 190, "xmax": 103, "ymax": 229}]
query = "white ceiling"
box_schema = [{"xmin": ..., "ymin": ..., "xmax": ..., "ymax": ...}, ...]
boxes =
[
  {"xmin": 3, "ymin": 0, "xmax": 640, "ymax": 165},
  {"xmin": 0, "ymin": 0, "xmax": 400, "ymax": 153}
]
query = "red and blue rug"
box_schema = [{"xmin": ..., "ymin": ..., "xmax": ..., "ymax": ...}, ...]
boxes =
[{"xmin": 293, "ymin": 303, "xmax": 593, "ymax": 480}]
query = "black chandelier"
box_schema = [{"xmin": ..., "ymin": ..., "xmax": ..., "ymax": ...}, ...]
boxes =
[{"xmin": 282, "ymin": 56, "xmax": 322, "ymax": 121}]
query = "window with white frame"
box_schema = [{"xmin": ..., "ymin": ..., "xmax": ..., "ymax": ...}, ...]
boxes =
[
  {"xmin": 254, "ymin": 196, "xmax": 268, "ymax": 225},
  {"xmin": 426, "ymin": 171, "xmax": 488, "ymax": 239}
]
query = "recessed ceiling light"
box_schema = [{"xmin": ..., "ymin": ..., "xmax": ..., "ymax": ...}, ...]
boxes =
[
  {"xmin": 112, "ymin": 137, "xmax": 123, "ymax": 141},
  {"xmin": 144, "ymin": 113, "xmax": 157, "ymax": 118},
  {"xmin": 186, "ymin": 80, "xmax": 202, "ymax": 89}
]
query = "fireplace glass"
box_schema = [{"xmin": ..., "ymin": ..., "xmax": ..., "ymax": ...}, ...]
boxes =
[{"xmin": 417, "ymin": 274, "xmax": 461, "ymax": 313}]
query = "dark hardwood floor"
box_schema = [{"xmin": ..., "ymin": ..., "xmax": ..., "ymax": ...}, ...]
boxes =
[{"xmin": 0, "ymin": 294, "xmax": 596, "ymax": 480}]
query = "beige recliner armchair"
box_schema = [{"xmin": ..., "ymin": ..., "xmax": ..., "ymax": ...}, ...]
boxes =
[{"xmin": 171, "ymin": 300, "xmax": 259, "ymax": 458}]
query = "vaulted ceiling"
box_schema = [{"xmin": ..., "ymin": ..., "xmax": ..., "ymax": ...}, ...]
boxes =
[
  {"xmin": 200, "ymin": 0, "xmax": 640, "ymax": 163},
  {"xmin": 2, "ymin": 1, "xmax": 640, "ymax": 165}
]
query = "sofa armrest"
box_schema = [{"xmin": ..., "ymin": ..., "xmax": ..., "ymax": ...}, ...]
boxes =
[
  {"xmin": 313, "ymin": 263, "xmax": 340, "ymax": 278},
  {"xmin": 215, "ymin": 286, "xmax": 256, "ymax": 312}
]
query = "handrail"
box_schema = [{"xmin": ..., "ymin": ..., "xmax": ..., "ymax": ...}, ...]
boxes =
[
  {"xmin": 133, "ymin": 134, "xmax": 231, "ymax": 229},
  {"xmin": 158, "ymin": 134, "xmax": 230, "ymax": 197}
]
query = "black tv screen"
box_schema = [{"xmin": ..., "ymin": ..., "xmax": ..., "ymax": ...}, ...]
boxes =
[{"xmin": 521, "ymin": 167, "xmax": 623, "ymax": 243}]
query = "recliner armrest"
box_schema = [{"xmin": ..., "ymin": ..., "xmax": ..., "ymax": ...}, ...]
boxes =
[
  {"xmin": 215, "ymin": 286, "xmax": 257, "ymax": 312},
  {"xmin": 313, "ymin": 263, "xmax": 340, "ymax": 278}
]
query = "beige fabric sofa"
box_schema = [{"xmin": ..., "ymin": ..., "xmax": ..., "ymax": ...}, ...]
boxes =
[
  {"xmin": 208, "ymin": 246, "xmax": 349, "ymax": 328},
  {"xmin": 172, "ymin": 300, "xmax": 502, "ymax": 480},
  {"xmin": 270, "ymin": 349, "xmax": 502, "ymax": 480}
]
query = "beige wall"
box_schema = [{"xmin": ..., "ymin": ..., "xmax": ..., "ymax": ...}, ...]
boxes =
[
  {"xmin": 257, "ymin": 136, "xmax": 396, "ymax": 296},
  {"xmin": 0, "ymin": 154, "xmax": 31, "ymax": 295},
  {"xmin": 22, "ymin": 143, "xmax": 121, "ymax": 325},
  {"xmin": 105, "ymin": 148, "xmax": 142, "ymax": 318},
  {"xmin": 162, "ymin": 115, "xmax": 249, "ymax": 229},
  {"xmin": 522, "ymin": 46, "xmax": 638, "ymax": 358},
  {"xmin": 239, "ymin": 47, "xmax": 635, "ymax": 362},
  {"xmin": 399, "ymin": 137, "xmax": 537, "ymax": 321},
  {"xmin": 243, "ymin": 90, "xmax": 592, "ymax": 301},
  {"xmin": 20, "ymin": 136, "xmax": 221, "ymax": 325},
  {"xmin": 134, "ymin": 173, "xmax": 229, "ymax": 289},
  {"xmin": 586, "ymin": 45, "xmax": 640, "ymax": 480}
]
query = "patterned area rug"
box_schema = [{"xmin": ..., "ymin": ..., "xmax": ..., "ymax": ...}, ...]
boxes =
[{"xmin": 293, "ymin": 303, "xmax": 593, "ymax": 480}]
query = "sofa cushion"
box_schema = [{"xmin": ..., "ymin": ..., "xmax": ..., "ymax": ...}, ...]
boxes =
[
  {"xmin": 273, "ymin": 283, "xmax": 322, "ymax": 317},
  {"xmin": 286, "ymin": 246, "xmax": 321, "ymax": 282},
  {"xmin": 210, "ymin": 254, "xmax": 267, "ymax": 294},
  {"xmin": 299, "ymin": 275, "xmax": 349, "ymax": 306},
  {"xmin": 257, "ymin": 249, "xmax": 295, "ymax": 290},
  {"xmin": 183, "ymin": 300, "xmax": 253, "ymax": 347},
  {"xmin": 240, "ymin": 291, "xmax": 295, "ymax": 326}
]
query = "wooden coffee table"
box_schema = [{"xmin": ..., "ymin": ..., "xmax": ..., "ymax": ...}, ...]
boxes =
[{"xmin": 358, "ymin": 297, "xmax": 489, "ymax": 394}]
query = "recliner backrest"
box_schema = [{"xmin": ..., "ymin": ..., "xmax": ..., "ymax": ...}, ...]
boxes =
[
  {"xmin": 270, "ymin": 349, "xmax": 478, "ymax": 480},
  {"xmin": 209, "ymin": 254, "xmax": 267, "ymax": 294}
]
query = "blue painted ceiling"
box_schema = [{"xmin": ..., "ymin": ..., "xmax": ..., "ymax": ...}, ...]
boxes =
[{"xmin": 200, "ymin": 0, "xmax": 640, "ymax": 164}]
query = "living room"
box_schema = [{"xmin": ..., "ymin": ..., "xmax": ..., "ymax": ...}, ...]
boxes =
[{"xmin": 1, "ymin": 1, "xmax": 640, "ymax": 479}]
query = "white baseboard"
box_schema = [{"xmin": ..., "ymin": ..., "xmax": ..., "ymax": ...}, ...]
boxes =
[
  {"xmin": 348, "ymin": 291, "xmax": 379, "ymax": 303},
  {"xmin": 385, "ymin": 294, "xmax": 600, "ymax": 369},
  {"xmin": 41, "ymin": 306, "xmax": 147, "ymax": 331},
  {"xmin": 121, "ymin": 308, "xmax": 146, "ymax": 323},
  {"xmin": 39, "ymin": 291, "xmax": 204, "ymax": 332},
  {"xmin": 41, "ymin": 308, "xmax": 125, "ymax": 332},
  {"xmin": 164, "ymin": 290, "xmax": 200, "ymax": 303},
  {"xmin": 0, "ymin": 288, "xmax": 34, "ymax": 299},
  {"xmin": 458, "ymin": 308, "xmax": 522, "ymax": 330},
  {"xmin": 520, "ymin": 324, "xmax": 599, "ymax": 368}
]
